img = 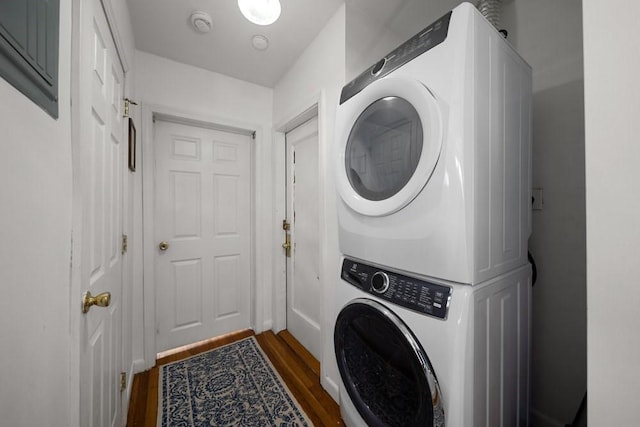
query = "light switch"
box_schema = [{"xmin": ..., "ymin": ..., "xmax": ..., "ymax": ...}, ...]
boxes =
[{"xmin": 532, "ymin": 188, "xmax": 544, "ymax": 210}]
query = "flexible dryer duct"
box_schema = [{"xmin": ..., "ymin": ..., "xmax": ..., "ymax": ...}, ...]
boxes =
[{"xmin": 476, "ymin": 0, "xmax": 502, "ymax": 29}]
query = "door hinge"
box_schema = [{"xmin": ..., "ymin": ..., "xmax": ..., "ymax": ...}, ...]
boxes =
[
  {"xmin": 123, "ymin": 98, "xmax": 138, "ymax": 118},
  {"xmin": 120, "ymin": 372, "xmax": 127, "ymax": 392},
  {"xmin": 282, "ymin": 219, "xmax": 290, "ymax": 231},
  {"xmin": 121, "ymin": 234, "xmax": 128, "ymax": 254}
]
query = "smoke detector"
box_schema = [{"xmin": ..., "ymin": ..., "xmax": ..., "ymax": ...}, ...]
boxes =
[
  {"xmin": 190, "ymin": 11, "xmax": 213, "ymax": 34},
  {"xmin": 251, "ymin": 35, "xmax": 269, "ymax": 50}
]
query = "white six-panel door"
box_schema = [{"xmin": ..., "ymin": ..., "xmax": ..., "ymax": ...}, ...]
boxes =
[
  {"xmin": 285, "ymin": 117, "xmax": 322, "ymax": 360},
  {"xmin": 154, "ymin": 120, "xmax": 252, "ymax": 353},
  {"xmin": 78, "ymin": 0, "xmax": 126, "ymax": 425}
]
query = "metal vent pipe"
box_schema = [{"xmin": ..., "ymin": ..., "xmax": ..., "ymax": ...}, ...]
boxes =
[{"xmin": 476, "ymin": 0, "xmax": 502, "ymax": 29}]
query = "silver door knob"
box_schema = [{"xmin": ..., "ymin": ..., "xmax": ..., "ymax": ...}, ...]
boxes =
[{"xmin": 159, "ymin": 241, "xmax": 169, "ymax": 251}]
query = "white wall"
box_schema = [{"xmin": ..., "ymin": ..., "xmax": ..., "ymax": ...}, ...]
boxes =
[
  {"xmin": 502, "ymin": 2, "xmax": 586, "ymax": 426},
  {"xmin": 134, "ymin": 51, "xmax": 274, "ymax": 363},
  {"xmin": 272, "ymin": 4, "xmax": 346, "ymax": 399},
  {"xmin": 504, "ymin": 0, "xmax": 583, "ymax": 94},
  {"xmin": 135, "ymin": 51, "xmax": 273, "ymax": 124},
  {"xmin": 584, "ymin": 0, "xmax": 640, "ymax": 424},
  {"xmin": 0, "ymin": 0, "xmax": 72, "ymax": 425}
]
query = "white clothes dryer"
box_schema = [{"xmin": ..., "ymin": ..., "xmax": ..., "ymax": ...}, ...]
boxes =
[
  {"xmin": 334, "ymin": 257, "xmax": 531, "ymax": 427},
  {"xmin": 335, "ymin": 2, "xmax": 532, "ymax": 285}
]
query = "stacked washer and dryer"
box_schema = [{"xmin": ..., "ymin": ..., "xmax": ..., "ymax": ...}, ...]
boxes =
[{"xmin": 333, "ymin": 3, "xmax": 532, "ymax": 427}]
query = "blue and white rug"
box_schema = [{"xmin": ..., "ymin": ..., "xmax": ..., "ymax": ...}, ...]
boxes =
[{"xmin": 158, "ymin": 336, "xmax": 312, "ymax": 427}]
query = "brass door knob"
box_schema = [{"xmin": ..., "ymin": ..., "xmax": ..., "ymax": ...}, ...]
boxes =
[
  {"xmin": 159, "ymin": 241, "xmax": 169, "ymax": 251},
  {"xmin": 82, "ymin": 291, "xmax": 111, "ymax": 314}
]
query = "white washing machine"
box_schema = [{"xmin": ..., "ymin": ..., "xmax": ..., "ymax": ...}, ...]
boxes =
[
  {"xmin": 335, "ymin": 2, "xmax": 532, "ymax": 285},
  {"xmin": 334, "ymin": 257, "xmax": 531, "ymax": 427}
]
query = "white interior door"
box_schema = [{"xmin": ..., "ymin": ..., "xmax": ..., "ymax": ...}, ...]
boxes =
[
  {"xmin": 285, "ymin": 116, "xmax": 322, "ymax": 360},
  {"xmin": 154, "ymin": 120, "xmax": 252, "ymax": 353},
  {"xmin": 78, "ymin": 0, "xmax": 125, "ymax": 425}
]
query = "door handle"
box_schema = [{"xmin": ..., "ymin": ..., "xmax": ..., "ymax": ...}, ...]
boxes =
[
  {"xmin": 159, "ymin": 241, "xmax": 169, "ymax": 251},
  {"xmin": 82, "ymin": 291, "xmax": 111, "ymax": 314}
]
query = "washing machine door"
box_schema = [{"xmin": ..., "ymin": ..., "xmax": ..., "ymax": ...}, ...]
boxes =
[
  {"xmin": 334, "ymin": 298, "xmax": 445, "ymax": 427},
  {"xmin": 336, "ymin": 77, "xmax": 443, "ymax": 217}
]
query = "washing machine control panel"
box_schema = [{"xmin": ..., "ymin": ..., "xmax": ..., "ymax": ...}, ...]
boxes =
[
  {"xmin": 340, "ymin": 10, "xmax": 452, "ymax": 104},
  {"xmin": 341, "ymin": 258, "xmax": 452, "ymax": 320}
]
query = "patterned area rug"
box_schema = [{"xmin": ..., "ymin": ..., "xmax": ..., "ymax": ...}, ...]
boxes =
[{"xmin": 158, "ymin": 336, "xmax": 312, "ymax": 427}]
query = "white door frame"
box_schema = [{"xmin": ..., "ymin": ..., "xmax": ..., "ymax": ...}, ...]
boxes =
[
  {"xmin": 272, "ymin": 92, "xmax": 327, "ymax": 335},
  {"xmin": 140, "ymin": 104, "xmax": 265, "ymax": 369}
]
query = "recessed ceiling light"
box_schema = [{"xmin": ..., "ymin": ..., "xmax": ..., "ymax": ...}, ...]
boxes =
[
  {"xmin": 238, "ymin": 0, "xmax": 281, "ymax": 26},
  {"xmin": 190, "ymin": 11, "xmax": 213, "ymax": 33},
  {"xmin": 251, "ymin": 35, "xmax": 269, "ymax": 51}
]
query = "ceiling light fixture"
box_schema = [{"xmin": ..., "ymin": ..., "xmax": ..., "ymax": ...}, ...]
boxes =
[{"xmin": 237, "ymin": 0, "xmax": 281, "ymax": 26}]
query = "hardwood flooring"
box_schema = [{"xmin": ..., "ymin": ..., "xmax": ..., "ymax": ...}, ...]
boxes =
[{"xmin": 126, "ymin": 329, "xmax": 344, "ymax": 427}]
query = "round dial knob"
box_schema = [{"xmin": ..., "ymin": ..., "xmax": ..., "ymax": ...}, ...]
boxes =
[
  {"xmin": 371, "ymin": 58, "xmax": 386, "ymax": 76},
  {"xmin": 371, "ymin": 271, "xmax": 390, "ymax": 294}
]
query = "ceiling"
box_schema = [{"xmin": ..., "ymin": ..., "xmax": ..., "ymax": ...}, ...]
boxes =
[{"xmin": 127, "ymin": 0, "xmax": 344, "ymax": 88}]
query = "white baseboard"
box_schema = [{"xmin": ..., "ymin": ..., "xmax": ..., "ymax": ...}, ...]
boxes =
[
  {"xmin": 321, "ymin": 375, "xmax": 339, "ymax": 402},
  {"xmin": 261, "ymin": 319, "xmax": 273, "ymax": 333},
  {"xmin": 132, "ymin": 358, "xmax": 147, "ymax": 375}
]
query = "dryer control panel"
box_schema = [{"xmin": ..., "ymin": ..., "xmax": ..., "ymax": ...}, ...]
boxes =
[
  {"xmin": 341, "ymin": 258, "xmax": 452, "ymax": 320},
  {"xmin": 340, "ymin": 10, "xmax": 452, "ymax": 104}
]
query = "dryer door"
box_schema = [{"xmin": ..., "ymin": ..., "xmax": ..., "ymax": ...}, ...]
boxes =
[
  {"xmin": 336, "ymin": 77, "xmax": 443, "ymax": 217},
  {"xmin": 334, "ymin": 298, "xmax": 445, "ymax": 427}
]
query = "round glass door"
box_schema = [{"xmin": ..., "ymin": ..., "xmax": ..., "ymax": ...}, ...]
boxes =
[
  {"xmin": 346, "ymin": 97, "xmax": 423, "ymax": 201},
  {"xmin": 334, "ymin": 298, "xmax": 444, "ymax": 427},
  {"xmin": 335, "ymin": 78, "xmax": 443, "ymax": 217}
]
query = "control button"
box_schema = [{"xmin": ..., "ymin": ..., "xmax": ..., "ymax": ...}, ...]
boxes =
[
  {"xmin": 371, "ymin": 58, "xmax": 386, "ymax": 76},
  {"xmin": 371, "ymin": 271, "xmax": 390, "ymax": 294}
]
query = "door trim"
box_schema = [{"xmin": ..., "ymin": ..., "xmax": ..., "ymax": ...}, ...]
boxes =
[{"xmin": 140, "ymin": 104, "xmax": 263, "ymax": 369}]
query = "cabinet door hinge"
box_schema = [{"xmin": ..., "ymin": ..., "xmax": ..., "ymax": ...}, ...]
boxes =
[
  {"xmin": 122, "ymin": 234, "xmax": 128, "ymax": 254},
  {"xmin": 120, "ymin": 372, "xmax": 127, "ymax": 392}
]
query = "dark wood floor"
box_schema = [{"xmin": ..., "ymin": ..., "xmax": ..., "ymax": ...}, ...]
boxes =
[{"xmin": 126, "ymin": 329, "xmax": 344, "ymax": 426}]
